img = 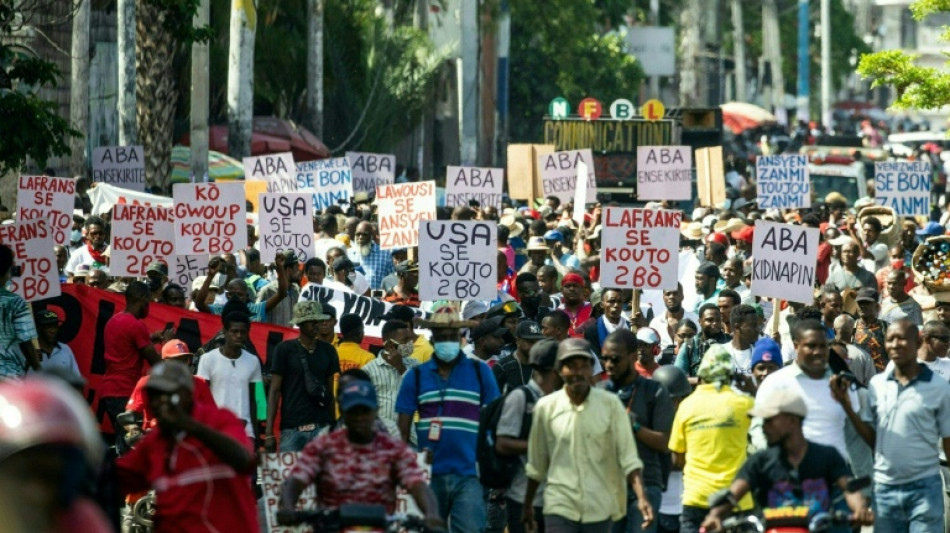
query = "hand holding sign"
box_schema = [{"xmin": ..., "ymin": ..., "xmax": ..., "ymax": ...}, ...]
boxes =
[{"xmin": 601, "ymin": 207, "xmax": 681, "ymax": 290}]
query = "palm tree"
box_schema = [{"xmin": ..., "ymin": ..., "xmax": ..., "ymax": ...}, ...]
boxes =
[{"xmin": 135, "ymin": 0, "xmax": 177, "ymax": 191}]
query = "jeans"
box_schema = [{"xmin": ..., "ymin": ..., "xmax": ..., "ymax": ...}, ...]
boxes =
[
  {"xmin": 279, "ymin": 427, "xmax": 323, "ymax": 452},
  {"xmin": 544, "ymin": 515, "xmax": 611, "ymax": 533},
  {"xmin": 485, "ymin": 489, "xmax": 507, "ymax": 533},
  {"xmin": 657, "ymin": 513, "xmax": 679, "ymax": 533},
  {"xmin": 430, "ymin": 474, "xmax": 486, "ymax": 533},
  {"xmin": 506, "ymin": 497, "xmax": 545, "ymax": 533},
  {"xmin": 612, "ymin": 484, "xmax": 663, "ymax": 533},
  {"xmin": 678, "ymin": 505, "xmax": 708, "ymax": 533},
  {"xmin": 873, "ymin": 474, "xmax": 944, "ymax": 533}
]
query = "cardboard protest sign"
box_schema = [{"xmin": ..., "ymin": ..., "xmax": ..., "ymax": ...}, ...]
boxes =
[
  {"xmin": 109, "ymin": 204, "xmax": 174, "ymax": 277},
  {"xmin": 376, "ymin": 181, "xmax": 437, "ymax": 249},
  {"xmin": 172, "ymin": 183, "xmax": 247, "ymax": 255},
  {"xmin": 91, "ymin": 145, "xmax": 146, "ymax": 191},
  {"xmin": 296, "ymin": 158, "xmax": 353, "ymax": 211},
  {"xmin": 0, "ymin": 220, "xmax": 59, "ymax": 301},
  {"xmin": 172, "ymin": 255, "xmax": 207, "ymax": 290},
  {"xmin": 444, "ymin": 166, "xmax": 504, "ymax": 209},
  {"xmin": 538, "ymin": 149, "xmax": 597, "ymax": 204},
  {"xmin": 346, "ymin": 152, "xmax": 395, "ymax": 195},
  {"xmin": 601, "ymin": 207, "xmax": 681, "ymax": 290},
  {"xmin": 16, "ymin": 175, "xmax": 75, "ymax": 245},
  {"xmin": 874, "ymin": 161, "xmax": 931, "ymax": 216},
  {"xmin": 259, "ymin": 193, "xmax": 315, "ymax": 263},
  {"xmin": 418, "ymin": 221, "xmax": 497, "ymax": 301},
  {"xmin": 572, "ymin": 162, "xmax": 588, "ymax": 224},
  {"xmin": 636, "ymin": 146, "xmax": 692, "ymax": 201},
  {"xmin": 756, "ymin": 154, "xmax": 810, "ymax": 209},
  {"xmin": 751, "ymin": 221, "xmax": 819, "ymax": 304},
  {"xmin": 695, "ymin": 146, "xmax": 725, "ymax": 207},
  {"xmin": 244, "ymin": 152, "xmax": 297, "ymax": 193}
]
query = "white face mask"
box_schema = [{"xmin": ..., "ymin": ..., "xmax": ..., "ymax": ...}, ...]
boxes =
[
  {"xmin": 347, "ymin": 272, "xmax": 357, "ymax": 283},
  {"xmin": 213, "ymin": 293, "xmax": 228, "ymax": 306}
]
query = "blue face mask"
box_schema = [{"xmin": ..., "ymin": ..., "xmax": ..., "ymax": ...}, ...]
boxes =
[{"xmin": 433, "ymin": 341, "xmax": 461, "ymax": 362}]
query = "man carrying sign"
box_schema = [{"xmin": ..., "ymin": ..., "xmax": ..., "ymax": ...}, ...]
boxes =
[
  {"xmin": 0, "ymin": 245, "xmax": 40, "ymax": 378},
  {"xmin": 255, "ymin": 250, "xmax": 302, "ymax": 326},
  {"xmin": 352, "ymin": 221, "xmax": 394, "ymax": 290}
]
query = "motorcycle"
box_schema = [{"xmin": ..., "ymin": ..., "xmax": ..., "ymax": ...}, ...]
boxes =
[{"xmin": 278, "ymin": 503, "xmax": 445, "ymax": 533}]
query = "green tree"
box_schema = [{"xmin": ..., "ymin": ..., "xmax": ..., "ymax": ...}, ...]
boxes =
[
  {"xmin": 0, "ymin": 1, "xmax": 79, "ymax": 177},
  {"xmin": 857, "ymin": 0, "xmax": 950, "ymax": 108}
]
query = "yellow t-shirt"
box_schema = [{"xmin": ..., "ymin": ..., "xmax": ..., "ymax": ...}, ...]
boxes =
[
  {"xmin": 668, "ymin": 384, "xmax": 755, "ymax": 510},
  {"xmin": 333, "ymin": 341, "xmax": 376, "ymax": 416},
  {"xmin": 412, "ymin": 334, "xmax": 433, "ymax": 364}
]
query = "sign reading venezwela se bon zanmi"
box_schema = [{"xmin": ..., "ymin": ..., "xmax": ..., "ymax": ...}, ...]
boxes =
[
  {"xmin": 874, "ymin": 161, "xmax": 931, "ymax": 216},
  {"xmin": 756, "ymin": 155, "xmax": 810, "ymax": 209}
]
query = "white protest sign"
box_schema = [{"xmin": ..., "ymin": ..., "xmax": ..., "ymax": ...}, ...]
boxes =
[
  {"xmin": 874, "ymin": 161, "xmax": 931, "ymax": 216},
  {"xmin": 259, "ymin": 193, "xmax": 315, "ymax": 263},
  {"xmin": 110, "ymin": 204, "xmax": 174, "ymax": 277},
  {"xmin": 756, "ymin": 154, "xmax": 811, "ymax": 209},
  {"xmin": 539, "ymin": 149, "xmax": 598, "ymax": 204},
  {"xmin": 0, "ymin": 220, "xmax": 59, "ymax": 301},
  {"xmin": 88, "ymin": 182, "xmax": 172, "ymax": 216},
  {"xmin": 573, "ymin": 161, "xmax": 588, "ymax": 224},
  {"xmin": 244, "ymin": 152, "xmax": 297, "ymax": 193},
  {"xmin": 346, "ymin": 152, "xmax": 395, "ymax": 195},
  {"xmin": 601, "ymin": 207, "xmax": 681, "ymax": 290},
  {"xmin": 172, "ymin": 255, "xmax": 207, "ymax": 290},
  {"xmin": 296, "ymin": 158, "xmax": 353, "ymax": 211},
  {"xmin": 172, "ymin": 182, "xmax": 247, "ymax": 255},
  {"xmin": 444, "ymin": 166, "xmax": 504, "ymax": 209},
  {"xmin": 751, "ymin": 221, "xmax": 819, "ymax": 305},
  {"xmin": 16, "ymin": 175, "xmax": 75, "ymax": 245},
  {"xmin": 418, "ymin": 221, "xmax": 497, "ymax": 301},
  {"xmin": 91, "ymin": 145, "xmax": 146, "ymax": 191},
  {"xmin": 376, "ymin": 181, "xmax": 437, "ymax": 249},
  {"xmin": 636, "ymin": 146, "xmax": 692, "ymax": 200}
]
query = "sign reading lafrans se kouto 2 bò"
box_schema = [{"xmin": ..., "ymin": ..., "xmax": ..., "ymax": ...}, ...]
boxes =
[
  {"xmin": 600, "ymin": 207, "xmax": 680, "ymax": 290},
  {"xmin": 258, "ymin": 193, "xmax": 314, "ymax": 263},
  {"xmin": 346, "ymin": 152, "xmax": 395, "ymax": 195},
  {"xmin": 296, "ymin": 158, "xmax": 353, "ymax": 211},
  {"xmin": 418, "ymin": 221, "xmax": 497, "ymax": 301},
  {"xmin": 636, "ymin": 146, "xmax": 692, "ymax": 201},
  {"xmin": 16, "ymin": 175, "xmax": 76, "ymax": 246},
  {"xmin": 751, "ymin": 221, "xmax": 818, "ymax": 305},
  {"xmin": 538, "ymin": 149, "xmax": 597, "ymax": 204},
  {"xmin": 756, "ymin": 154, "xmax": 810, "ymax": 209},
  {"xmin": 874, "ymin": 161, "xmax": 931, "ymax": 216},
  {"xmin": 110, "ymin": 204, "xmax": 174, "ymax": 277},
  {"xmin": 0, "ymin": 220, "xmax": 60, "ymax": 302},
  {"xmin": 376, "ymin": 181, "xmax": 437, "ymax": 249},
  {"xmin": 91, "ymin": 145, "xmax": 146, "ymax": 192},
  {"xmin": 244, "ymin": 152, "xmax": 297, "ymax": 193},
  {"xmin": 172, "ymin": 182, "xmax": 247, "ymax": 255},
  {"xmin": 444, "ymin": 166, "xmax": 504, "ymax": 209}
]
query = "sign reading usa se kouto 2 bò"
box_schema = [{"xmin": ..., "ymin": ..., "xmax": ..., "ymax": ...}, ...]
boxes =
[{"xmin": 600, "ymin": 207, "xmax": 680, "ymax": 290}]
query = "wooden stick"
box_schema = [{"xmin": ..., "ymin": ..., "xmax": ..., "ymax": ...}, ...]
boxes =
[{"xmin": 771, "ymin": 297, "xmax": 782, "ymax": 334}]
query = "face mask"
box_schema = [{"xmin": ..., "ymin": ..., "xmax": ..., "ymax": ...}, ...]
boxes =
[
  {"xmin": 433, "ymin": 341, "xmax": 461, "ymax": 362},
  {"xmin": 213, "ymin": 293, "xmax": 228, "ymax": 306},
  {"xmin": 70, "ymin": 229, "xmax": 82, "ymax": 243},
  {"xmin": 347, "ymin": 272, "xmax": 357, "ymax": 283},
  {"xmin": 397, "ymin": 341, "xmax": 414, "ymax": 358},
  {"xmin": 147, "ymin": 277, "xmax": 162, "ymax": 291}
]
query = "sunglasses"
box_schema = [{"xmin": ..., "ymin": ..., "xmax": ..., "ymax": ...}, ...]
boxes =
[{"xmin": 930, "ymin": 335, "xmax": 950, "ymax": 343}]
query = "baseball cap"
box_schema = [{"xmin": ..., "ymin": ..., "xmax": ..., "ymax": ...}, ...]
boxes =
[
  {"xmin": 706, "ymin": 232, "xmax": 729, "ymax": 246},
  {"xmin": 33, "ymin": 309, "xmax": 61, "ymax": 326},
  {"xmin": 855, "ymin": 287, "xmax": 879, "ymax": 303},
  {"xmin": 146, "ymin": 261, "xmax": 169, "ymax": 277},
  {"xmin": 748, "ymin": 388, "xmax": 808, "ymax": 419},
  {"xmin": 462, "ymin": 300, "xmax": 490, "ymax": 320},
  {"xmin": 145, "ymin": 361, "xmax": 194, "ymax": 393},
  {"xmin": 280, "ymin": 249, "xmax": 300, "ymax": 264},
  {"xmin": 339, "ymin": 380, "xmax": 379, "ymax": 413},
  {"xmin": 291, "ymin": 301, "xmax": 331, "ymax": 325},
  {"xmin": 555, "ymin": 338, "xmax": 593, "ymax": 366},
  {"xmin": 515, "ymin": 320, "xmax": 544, "ymax": 340},
  {"xmin": 394, "ymin": 260, "xmax": 419, "ymax": 274},
  {"xmin": 636, "ymin": 328, "xmax": 660, "ymax": 346},
  {"xmin": 529, "ymin": 338, "xmax": 559, "ymax": 370},
  {"xmin": 917, "ymin": 221, "xmax": 945, "ymax": 237},
  {"xmin": 696, "ymin": 261, "xmax": 721, "ymax": 279},
  {"xmin": 332, "ymin": 256, "xmax": 354, "ymax": 272},
  {"xmin": 471, "ymin": 316, "xmax": 508, "ymax": 342},
  {"xmin": 732, "ymin": 225, "xmax": 754, "ymax": 243},
  {"xmin": 382, "ymin": 305, "xmax": 416, "ymax": 322},
  {"xmin": 543, "ymin": 229, "xmax": 564, "ymax": 242},
  {"xmin": 750, "ymin": 338, "xmax": 781, "ymax": 370},
  {"xmin": 161, "ymin": 339, "xmax": 192, "ymax": 359},
  {"xmin": 73, "ymin": 264, "xmax": 91, "ymax": 279}
]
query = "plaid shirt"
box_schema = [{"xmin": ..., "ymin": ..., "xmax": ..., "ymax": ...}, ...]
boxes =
[
  {"xmin": 0, "ymin": 289, "xmax": 37, "ymax": 378},
  {"xmin": 356, "ymin": 243, "xmax": 394, "ymax": 290}
]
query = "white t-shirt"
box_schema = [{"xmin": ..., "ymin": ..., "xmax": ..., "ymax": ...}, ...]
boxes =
[
  {"xmin": 64, "ymin": 245, "xmax": 109, "ymax": 275},
  {"xmin": 885, "ymin": 358, "xmax": 950, "ymax": 382},
  {"xmin": 718, "ymin": 341, "xmax": 753, "ymax": 375},
  {"xmin": 196, "ymin": 348, "xmax": 262, "ymax": 437},
  {"xmin": 649, "ymin": 311, "xmax": 698, "ymax": 351}
]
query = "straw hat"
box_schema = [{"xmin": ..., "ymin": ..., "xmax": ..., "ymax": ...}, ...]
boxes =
[
  {"xmin": 526, "ymin": 236, "xmax": 549, "ymax": 251},
  {"xmin": 499, "ymin": 214, "xmax": 525, "ymax": 238},
  {"xmin": 680, "ymin": 221, "xmax": 704, "ymax": 240},
  {"xmin": 415, "ymin": 305, "xmax": 478, "ymax": 330},
  {"xmin": 714, "ymin": 218, "xmax": 747, "ymax": 234}
]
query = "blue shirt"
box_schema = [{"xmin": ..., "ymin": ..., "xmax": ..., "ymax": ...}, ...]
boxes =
[
  {"xmin": 352, "ymin": 243, "xmax": 394, "ymax": 290},
  {"xmin": 395, "ymin": 355, "xmax": 500, "ymax": 476}
]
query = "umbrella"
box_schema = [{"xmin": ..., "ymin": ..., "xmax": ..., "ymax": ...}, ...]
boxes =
[
  {"xmin": 179, "ymin": 117, "xmax": 331, "ymax": 161},
  {"xmin": 720, "ymin": 102, "xmax": 778, "ymax": 134},
  {"xmin": 170, "ymin": 146, "xmax": 245, "ymax": 183}
]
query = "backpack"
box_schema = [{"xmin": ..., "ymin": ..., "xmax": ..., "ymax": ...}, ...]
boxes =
[{"xmin": 476, "ymin": 385, "xmax": 540, "ymax": 489}]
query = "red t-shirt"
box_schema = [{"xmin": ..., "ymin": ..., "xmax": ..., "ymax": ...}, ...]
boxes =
[
  {"xmin": 99, "ymin": 312, "xmax": 152, "ymax": 398},
  {"xmin": 116, "ymin": 404, "xmax": 259, "ymax": 533},
  {"xmin": 126, "ymin": 375, "xmax": 217, "ymax": 429}
]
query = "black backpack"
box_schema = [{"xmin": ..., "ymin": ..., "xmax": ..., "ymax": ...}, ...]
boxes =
[{"xmin": 476, "ymin": 385, "xmax": 540, "ymax": 489}]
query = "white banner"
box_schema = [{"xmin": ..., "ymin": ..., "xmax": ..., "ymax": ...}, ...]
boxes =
[
  {"xmin": 172, "ymin": 183, "xmax": 247, "ymax": 255},
  {"xmin": 601, "ymin": 207, "xmax": 681, "ymax": 290},
  {"xmin": 346, "ymin": 152, "xmax": 395, "ymax": 195},
  {"xmin": 259, "ymin": 193, "xmax": 315, "ymax": 263},
  {"xmin": 539, "ymin": 149, "xmax": 598, "ymax": 204},
  {"xmin": 296, "ymin": 158, "xmax": 353, "ymax": 211},
  {"xmin": 418, "ymin": 221, "xmax": 497, "ymax": 301},
  {"xmin": 751, "ymin": 221, "xmax": 819, "ymax": 305},
  {"xmin": 88, "ymin": 183, "xmax": 172, "ymax": 216},
  {"xmin": 376, "ymin": 181, "xmax": 437, "ymax": 249},
  {"xmin": 91, "ymin": 145, "xmax": 146, "ymax": 191},
  {"xmin": 244, "ymin": 152, "xmax": 297, "ymax": 193},
  {"xmin": 110, "ymin": 204, "xmax": 174, "ymax": 277},
  {"xmin": 636, "ymin": 146, "xmax": 692, "ymax": 201},
  {"xmin": 0, "ymin": 220, "xmax": 60, "ymax": 302},
  {"xmin": 756, "ymin": 154, "xmax": 811, "ymax": 209},
  {"xmin": 16, "ymin": 175, "xmax": 76, "ymax": 245},
  {"xmin": 444, "ymin": 166, "xmax": 504, "ymax": 209},
  {"xmin": 874, "ymin": 161, "xmax": 931, "ymax": 216},
  {"xmin": 299, "ymin": 284, "xmax": 430, "ymax": 339}
]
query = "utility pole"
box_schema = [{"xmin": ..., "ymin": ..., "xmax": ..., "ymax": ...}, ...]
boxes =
[
  {"xmin": 731, "ymin": 0, "xmax": 746, "ymax": 102},
  {"xmin": 796, "ymin": 0, "xmax": 810, "ymax": 122},
  {"xmin": 117, "ymin": 0, "xmax": 136, "ymax": 145},
  {"xmin": 703, "ymin": 0, "xmax": 723, "ymax": 106},
  {"xmin": 306, "ymin": 0, "xmax": 323, "ymax": 139},
  {"xmin": 190, "ymin": 0, "xmax": 210, "ymax": 181},
  {"xmin": 228, "ymin": 0, "xmax": 256, "ymax": 159},
  {"xmin": 820, "ymin": 0, "xmax": 832, "ymax": 128},
  {"xmin": 495, "ymin": 0, "xmax": 510, "ymax": 165},
  {"xmin": 459, "ymin": 0, "xmax": 478, "ymax": 165},
  {"xmin": 649, "ymin": 0, "xmax": 660, "ymax": 98},
  {"xmin": 762, "ymin": 0, "xmax": 786, "ymax": 124},
  {"xmin": 68, "ymin": 0, "xmax": 90, "ymax": 178}
]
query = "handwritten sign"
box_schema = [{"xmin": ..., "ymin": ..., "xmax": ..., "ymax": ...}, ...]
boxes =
[
  {"xmin": 875, "ymin": 161, "xmax": 931, "ymax": 216},
  {"xmin": 573, "ymin": 161, "xmax": 589, "ymax": 224},
  {"xmin": 346, "ymin": 152, "xmax": 395, "ymax": 195},
  {"xmin": 296, "ymin": 158, "xmax": 352, "ymax": 211},
  {"xmin": 172, "ymin": 183, "xmax": 247, "ymax": 255},
  {"xmin": 539, "ymin": 149, "xmax": 597, "ymax": 204},
  {"xmin": 172, "ymin": 255, "xmax": 207, "ymax": 290},
  {"xmin": 444, "ymin": 166, "xmax": 504, "ymax": 209},
  {"xmin": 751, "ymin": 221, "xmax": 818, "ymax": 304},
  {"xmin": 756, "ymin": 154, "xmax": 810, "ymax": 209},
  {"xmin": 110, "ymin": 204, "xmax": 174, "ymax": 277},
  {"xmin": 601, "ymin": 207, "xmax": 680, "ymax": 290},
  {"xmin": 244, "ymin": 152, "xmax": 297, "ymax": 193},
  {"xmin": 419, "ymin": 221, "xmax": 497, "ymax": 301},
  {"xmin": 636, "ymin": 146, "xmax": 692, "ymax": 200},
  {"xmin": 376, "ymin": 181, "xmax": 437, "ymax": 249},
  {"xmin": 16, "ymin": 175, "xmax": 75, "ymax": 245},
  {"xmin": 91, "ymin": 145, "xmax": 146, "ymax": 191},
  {"xmin": 0, "ymin": 220, "xmax": 59, "ymax": 301},
  {"xmin": 259, "ymin": 193, "xmax": 314, "ymax": 263}
]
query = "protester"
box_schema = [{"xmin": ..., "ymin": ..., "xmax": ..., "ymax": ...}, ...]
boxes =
[
  {"xmin": 649, "ymin": 284, "xmax": 697, "ymax": 352},
  {"xmin": 159, "ymin": 284, "xmax": 186, "ymax": 308},
  {"xmin": 65, "ymin": 216, "xmax": 109, "ymax": 277},
  {"xmin": 718, "ymin": 304, "xmax": 758, "ymax": 374},
  {"xmin": 336, "ymin": 313, "xmax": 375, "ymax": 373},
  {"xmin": 825, "ymin": 240, "xmax": 878, "ymax": 293},
  {"xmin": 256, "ymin": 249, "xmax": 301, "ymax": 325},
  {"xmin": 516, "ymin": 273, "xmax": 552, "ymax": 323},
  {"xmin": 675, "ymin": 304, "xmax": 731, "ymax": 384},
  {"xmin": 557, "ymin": 272, "xmax": 592, "ymax": 338},
  {"xmin": 634, "ymin": 327, "xmax": 662, "ymax": 378},
  {"xmin": 31, "ymin": 309, "xmax": 81, "ymax": 382},
  {"xmin": 853, "ymin": 287, "xmax": 889, "ymax": 372},
  {"xmin": 831, "ymin": 314, "xmax": 876, "ymax": 385},
  {"xmin": 583, "ymin": 287, "xmax": 630, "ymax": 357},
  {"xmin": 691, "ymin": 262, "xmax": 721, "ymax": 313},
  {"xmin": 493, "ymin": 319, "xmax": 544, "ymax": 395},
  {"xmin": 0, "ymin": 245, "xmax": 40, "ymax": 378},
  {"xmin": 879, "ymin": 269, "xmax": 924, "ymax": 326},
  {"xmin": 351, "ymin": 221, "xmax": 395, "ymax": 289},
  {"xmin": 363, "ymin": 319, "xmax": 418, "ymax": 429},
  {"xmin": 384, "ymin": 260, "xmax": 421, "ymax": 306},
  {"xmin": 382, "ymin": 305, "xmax": 434, "ymax": 363}
]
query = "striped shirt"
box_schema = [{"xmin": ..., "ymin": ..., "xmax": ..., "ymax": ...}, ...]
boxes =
[
  {"xmin": 0, "ymin": 289, "xmax": 36, "ymax": 378},
  {"xmin": 362, "ymin": 352, "xmax": 418, "ymax": 426},
  {"xmin": 395, "ymin": 355, "xmax": 499, "ymax": 476}
]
